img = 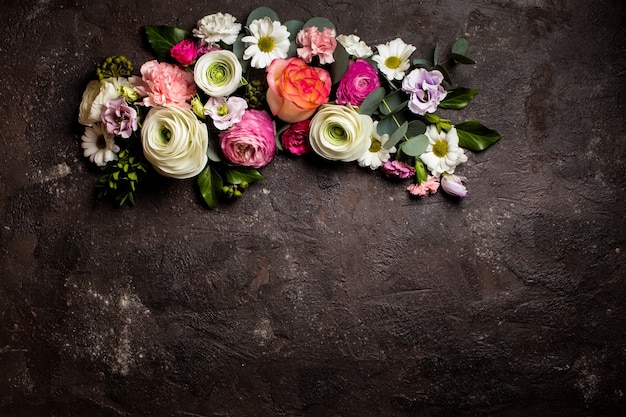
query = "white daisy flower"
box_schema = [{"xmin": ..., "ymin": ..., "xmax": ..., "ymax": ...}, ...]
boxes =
[
  {"xmin": 372, "ymin": 38, "xmax": 416, "ymax": 81},
  {"xmin": 193, "ymin": 12, "xmax": 242, "ymax": 45},
  {"xmin": 81, "ymin": 122, "xmax": 120, "ymax": 167},
  {"xmin": 337, "ymin": 34, "xmax": 373, "ymax": 58},
  {"xmin": 242, "ymin": 17, "xmax": 290, "ymax": 69},
  {"xmin": 420, "ymin": 125, "xmax": 468, "ymax": 177},
  {"xmin": 358, "ymin": 121, "xmax": 396, "ymax": 170}
]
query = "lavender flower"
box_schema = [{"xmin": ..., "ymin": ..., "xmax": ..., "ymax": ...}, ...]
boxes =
[
  {"xmin": 440, "ymin": 173, "xmax": 468, "ymax": 197},
  {"xmin": 101, "ymin": 97, "xmax": 138, "ymax": 138},
  {"xmin": 402, "ymin": 68, "xmax": 447, "ymax": 115}
]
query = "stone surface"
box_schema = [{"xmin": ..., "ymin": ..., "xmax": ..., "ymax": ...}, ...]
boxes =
[{"xmin": 1, "ymin": 0, "xmax": 625, "ymax": 416}]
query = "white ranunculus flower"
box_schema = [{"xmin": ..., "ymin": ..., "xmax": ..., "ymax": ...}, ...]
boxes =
[
  {"xmin": 78, "ymin": 77, "xmax": 129, "ymax": 126},
  {"xmin": 194, "ymin": 50, "xmax": 242, "ymax": 97},
  {"xmin": 336, "ymin": 34, "xmax": 373, "ymax": 58},
  {"xmin": 141, "ymin": 107, "xmax": 209, "ymax": 179},
  {"xmin": 420, "ymin": 125, "xmax": 468, "ymax": 177},
  {"xmin": 309, "ymin": 104, "xmax": 373, "ymax": 162}
]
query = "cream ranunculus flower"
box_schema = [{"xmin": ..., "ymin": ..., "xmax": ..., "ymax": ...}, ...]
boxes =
[
  {"xmin": 78, "ymin": 77, "xmax": 129, "ymax": 126},
  {"xmin": 141, "ymin": 107, "xmax": 209, "ymax": 179},
  {"xmin": 309, "ymin": 104, "xmax": 373, "ymax": 162},
  {"xmin": 193, "ymin": 50, "xmax": 242, "ymax": 97}
]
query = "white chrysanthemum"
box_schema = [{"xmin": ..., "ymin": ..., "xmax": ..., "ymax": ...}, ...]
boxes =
[
  {"xmin": 242, "ymin": 17, "xmax": 290, "ymax": 69},
  {"xmin": 309, "ymin": 104, "xmax": 373, "ymax": 162},
  {"xmin": 420, "ymin": 125, "xmax": 468, "ymax": 177},
  {"xmin": 337, "ymin": 34, "xmax": 373, "ymax": 58},
  {"xmin": 372, "ymin": 38, "xmax": 416, "ymax": 81},
  {"xmin": 193, "ymin": 12, "xmax": 242, "ymax": 45},
  {"xmin": 81, "ymin": 122, "xmax": 120, "ymax": 167},
  {"xmin": 357, "ymin": 121, "xmax": 396, "ymax": 170}
]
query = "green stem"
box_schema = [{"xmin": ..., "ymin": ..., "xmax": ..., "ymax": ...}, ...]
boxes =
[{"xmin": 381, "ymin": 98, "xmax": 409, "ymax": 141}]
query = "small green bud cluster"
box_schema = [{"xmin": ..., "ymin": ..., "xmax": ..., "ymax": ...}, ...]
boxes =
[
  {"xmin": 221, "ymin": 182, "xmax": 249, "ymax": 199},
  {"xmin": 245, "ymin": 79, "xmax": 266, "ymax": 110},
  {"xmin": 97, "ymin": 148, "xmax": 148, "ymax": 206},
  {"xmin": 97, "ymin": 56, "xmax": 134, "ymax": 81}
]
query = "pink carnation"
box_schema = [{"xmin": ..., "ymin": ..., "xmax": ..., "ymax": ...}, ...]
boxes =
[
  {"xmin": 296, "ymin": 27, "xmax": 337, "ymax": 65},
  {"xmin": 336, "ymin": 59, "xmax": 381, "ymax": 107},
  {"xmin": 381, "ymin": 160, "xmax": 415, "ymax": 179},
  {"xmin": 131, "ymin": 60, "xmax": 196, "ymax": 109},
  {"xmin": 281, "ymin": 120, "xmax": 312, "ymax": 156},
  {"xmin": 219, "ymin": 110, "xmax": 276, "ymax": 168},
  {"xmin": 170, "ymin": 39, "xmax": 198, "ymax": 66},
  {"xmin": 407, "ymin": 176, "xmax": 440, "ymax": 197}
]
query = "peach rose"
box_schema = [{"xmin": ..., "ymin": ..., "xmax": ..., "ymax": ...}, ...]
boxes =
[{"xmin": 265, "ymin": 57, "xmax": 331, "ymax": 123}]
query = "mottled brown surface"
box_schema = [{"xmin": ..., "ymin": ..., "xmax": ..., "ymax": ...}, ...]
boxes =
[{"xmin": 1, "ymin": 0, "xmax": 625, "ymax": 416}]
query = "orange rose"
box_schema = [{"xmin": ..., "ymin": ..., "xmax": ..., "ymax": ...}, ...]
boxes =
[{"xmin": 266, "ymin": 57, "xmax": 332, "ymax": 123}]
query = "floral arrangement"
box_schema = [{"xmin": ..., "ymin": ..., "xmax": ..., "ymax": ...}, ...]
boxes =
[{"xmin": 78, "ymin": 7, "xmax": 501, "ymax": 208}]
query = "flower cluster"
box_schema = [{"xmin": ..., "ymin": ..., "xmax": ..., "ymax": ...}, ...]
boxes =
[{"xmin": 77, "ymin": 7, "xmax": 501, "ymax": 208}]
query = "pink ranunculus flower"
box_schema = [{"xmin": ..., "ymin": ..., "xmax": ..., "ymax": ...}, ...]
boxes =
[
  {"xmin": 130, "ymin": 60, "xmax": 196, "ymax": 109},
  {"xmin": 402, "ymin": 68, "xmax": 447, "ymax": 115},
  {"xmin": 296, "ymin": 27, "xmax": 337, "ymax": 65},
  {"xmin": 219, "ymin": 110, "xmax": 276, "ymax": 168},
  {"xmin": 281, "ymin": 120, "xmax": 312, "ymax": 156},
  {"xmin": 170, "ymin": 39, "xmax": 198, "ymax": 66},
  {"xmin": 101, "ymin": 97, "xmax": 138, "ymax": 138},
  {"xmin": 381, "ymin": 160, "xmax": 415, "ymax": 179},
  {"xmin": 336, "ymin": 58, "xmax": 381, "ymax": 107},
  {"xmin": 407, "ymin": 176, "xmax": 440, "ymax": 197}
]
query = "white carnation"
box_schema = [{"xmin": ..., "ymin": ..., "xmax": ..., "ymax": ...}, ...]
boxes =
[
  {"xmin": 193, "ymin": 12, "xmax": 241, "ymax": 45},
  {"xmin": 337, "ymin": 34, "xmax": 373, "ymax": 58}
]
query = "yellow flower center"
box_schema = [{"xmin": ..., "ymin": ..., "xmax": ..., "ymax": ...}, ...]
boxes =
[
  {"xmin": 432, "ymin": 139, "xmax": 449, "ymax": 158},
  {"xmin": 327, "ymin": 124, "xmax": 347, "ymax": 144},
  {"xmin": 258, "ymin": 36, "xmax": 275, "ymax": 53},
  {"xmin": 369, "ymin": 137, "xmax": 382, "ymax": 153},
  {"xmin": 384, "ymin": 56, "xmax": 402, "ymax": 69},
  {"xmin": 217, "ymin": 104, "xmax": 229, "ymax": 116}
]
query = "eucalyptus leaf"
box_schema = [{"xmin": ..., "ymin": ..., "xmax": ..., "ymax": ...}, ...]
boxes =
[
  {"xmin": 379, "ymin": 89, "xmax": 406, "ymax": 115},
  {"xmin": 433, "ymin": 43, "xmax": 441, "ymax": 65},
  {"xmin": 223, "ymin": 166, "xmax": 266, "ymax": 185},
  {"xmin": 400, "ymin": 134, "xmax": 429, "ymax": 156},
  {"xmin": 358, "ymin": 87, "xmax": 385, "ymax": 115},
  {"xmin": 246, "ymin": 7, "xmax": 279, "ymax": 26},
  {"xmin": 232, "ymin": 34, "xmax": 250, "ymax": 73},
  {"xmin": 303, "ymin": 17, "xmax": 336, "ymax": 31},
  {"xmin": 377, "ymin": 112, "xmax": 407, "ymax": 136},
  {"xmin": 456, "ymin": 120, "xmax": 502, "ymax": 151},
  {"xmin": 285, "ymin": 20, "xmax": 304, "ymax": 57},
  {"xmin": 451, "ymin": 38, "xmax": 469, "ymax": 56},
  {"xmin": 383, "ymin": 121, "xmax": 408, "ymax": 150},
  {"xmin": 330, "ymin": 43, "xmax": 350, "ymax": 84},
  {"xmin": 439, "ymin": 88, "xmax": 479, "ymax": 110},
  {"xmin": 435, "ymin": 64, "xmax": 452, "ymax": 85},
  {"xmin": 198, "ymin": 165, "xmax": 223, "ymax": 209},
  {"xmin": 413, "ymin": 58, "xmax": 433, "ymax": 68},
  {"xmin": 450, "ymin": 53, "xmax": 476, "ymax": 65},
  {"xmin": 144, "ymin": 25, "xmax": 190, "ymax": 62},
  {"xmin": 406, "ymin": 120, "xmax": 426, "ymax": 137}
]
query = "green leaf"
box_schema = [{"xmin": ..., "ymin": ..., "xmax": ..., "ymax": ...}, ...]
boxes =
[
  {"xmin": 379, "ymin": 89, "xmax": 406, "ymax": 115},
  {"xmin": 439, "ymin": 88, "xmax": 479, "ymax": 110},
  {"xmin": 144, "ymin": 25, "xmax": 190, "ymax": 62},
  {"xmin": 433, "ymin": 43, "xmax": 441, "ymax": 65},
  {"xmin": 450, "ymin": 53, "xmax": 476, "ymax": 65},
  {"xmin": 223, "ymin": 166, "xmax": 265, "ymax": 185},
  {"xmin": 377, "ymin": 112, "xmax": 408, "ymax": 136},
  {"xmin": 246, "ymin": 7, "xmax": 279, "ymax": 26},
  {"xmin": 400, "ymin": 134, "xmax": 429, "ymax": 156},
  {"xmin": 435, "ymin": 64, "xmax": 452, "ymax": 85},
  {"xmin": 412, "ymin": 58, "xmax": 433, "ymax": 68},
  {"xmin": 285, "ymin": 20, "xmax": 304, "ymax": 58},
  {"xmin": 406, "ymin": 120, "xmax": 426, "ymax": 137},
  {"xmin": 232, "ymin": 34, "xmax": 250, "ymax": 73},
  {"xmin": 451, "ymin": 38, "xmax": 469, "ymax": 56},
  {"xmin": 358, "ymin": 87, "xmax": 385, "ymax": 115},
  {"xmin": 383, "ymin": 121, "xmax": 408, "ymax": 150},
  {"xmin": 456, "ymin": 120, "xmax": 502, "ymax": 151},
  {"xmin": 303, "ymin": 17, "xmax": 336, "ymax": 31},
  {"xmin": 197, "ymin": 165, "xmax": 223, "ymax": 209},
  {"xmin": 330, "ymin": 43, "xmax": 350, "ymax": 84}
]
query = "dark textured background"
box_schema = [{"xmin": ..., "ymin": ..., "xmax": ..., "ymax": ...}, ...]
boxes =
[{"xmin": 1, "ymin": 0, "xmax": 625, "ymax": 416}]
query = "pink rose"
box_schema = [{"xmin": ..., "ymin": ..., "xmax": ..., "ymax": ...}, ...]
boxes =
[
  {"xmin": 296, "ymin": 27, "xmax": 337, "ymax": 64},
  {"xmin": 219, "ymin": 110, "xmax": 276, "ymax": 168},
  {"xmin": 266, "ymin": 57, "xmax": 332, "ymax": 123},
  {"xmin": 381, "ymin": 160, "xmax": 415, "ymax": 179},
  {"xmin": 170, "ymin": 39, "xmax": 198, "ymax": 66},
  {"xmin": 281, "ymin": 120, "xmax": 312, "ymax": 156},
  {"xmin": 131, "ymin": 60, "xmax": 196, "ymax": 109},
  {"xmin": 336, "ymin": 59, "xmax": 381, "ymax": 107}
]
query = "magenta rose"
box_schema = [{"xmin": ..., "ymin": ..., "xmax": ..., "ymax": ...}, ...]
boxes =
[
  {"xmin": 219, "ymin": 110, "xmax": 276, "ymax": 168},
  {"xmin": 336, "ymin": 59, "xmax": 381, "ymax": 107},
  {"xmin": 170, "ymin": 39, "xmax": 198, "ymax": 66},
  {"xmin": 281, "ymin": 120, "xmax": 312, "ymax": 156}
]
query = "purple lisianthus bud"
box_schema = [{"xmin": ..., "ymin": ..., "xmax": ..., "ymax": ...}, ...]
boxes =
[
  {"xmin": 402, "ymin": 68, "xmax": 447, "ymax": 115},
  {"xmin": 381, "ymin": 160, "xmax": 415, "ymax": 179},
  {"xmin": 204, "ymin": 96, "xmax": 248, "ymax": 130},
  {"xmin": 336, "ymin": 59, "xmax": 381, "ymax": 107},
  {"xmin": 440, "ymin": 173, "xmax": 468, "ymax": 197},
  {"xmin": 101, "ymin": 97, "xmax": 138, "ymax": 138}
]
